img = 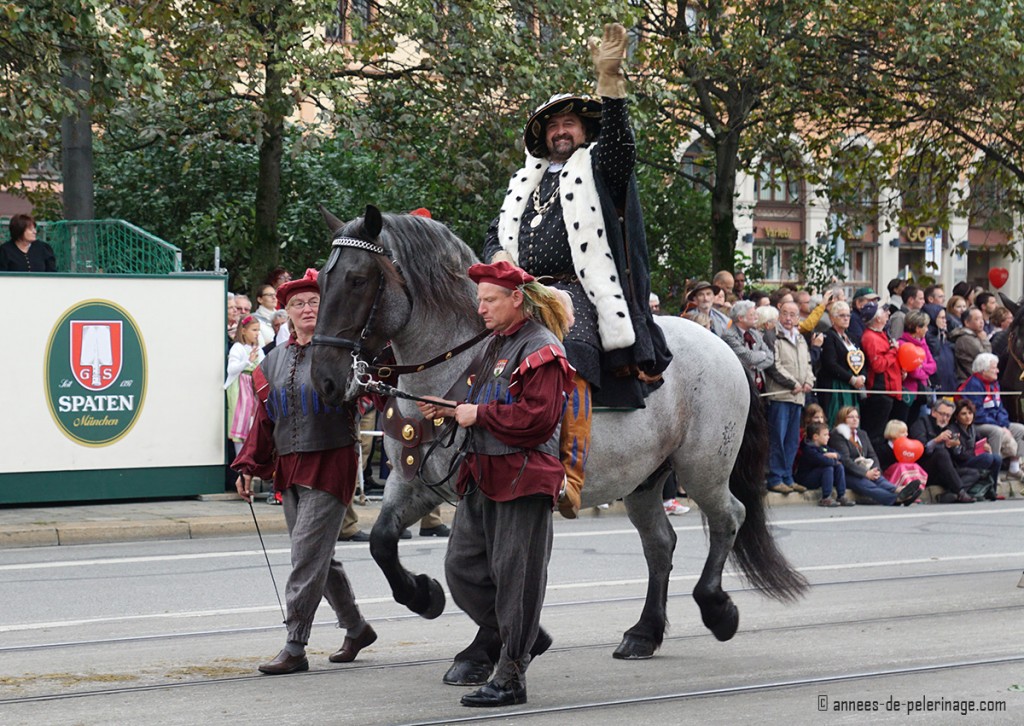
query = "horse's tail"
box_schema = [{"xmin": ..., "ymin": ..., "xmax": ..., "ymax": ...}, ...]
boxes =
[{"xmin": 728, "ymin": 382, "xmax": 809, "ymax": 603}]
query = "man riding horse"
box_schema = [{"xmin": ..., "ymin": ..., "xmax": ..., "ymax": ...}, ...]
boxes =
[{"xmin": 483, "ymin": 22, "xmax": 671, "ymax": 518}]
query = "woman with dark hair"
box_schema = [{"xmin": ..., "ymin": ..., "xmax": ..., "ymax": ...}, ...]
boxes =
[
  {"xmin": 0, "ymin": 214, "xmax": 56, "ymax": 272},
  {"xmin": 948, "ymin": 399, "xmax": 1002, "ymax": 500}
]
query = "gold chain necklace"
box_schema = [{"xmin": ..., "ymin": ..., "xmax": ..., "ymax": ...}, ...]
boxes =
[{"xmin": 529, "ymin": 180, "xmax": 559, "ymax": 229}]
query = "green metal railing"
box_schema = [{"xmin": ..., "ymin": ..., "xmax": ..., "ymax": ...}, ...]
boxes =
[{"xmin": 2, "ymin": 219, "xmax": 182, "ymax": 274}]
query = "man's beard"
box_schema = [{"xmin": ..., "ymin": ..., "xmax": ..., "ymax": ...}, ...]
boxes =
[{"xmin": 549, "ymin": 136, "xmax": 578, "ymax": 162}]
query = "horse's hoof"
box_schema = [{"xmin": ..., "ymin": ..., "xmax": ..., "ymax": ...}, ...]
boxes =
[
  {"xmin": 443, "ymin": 660, "xmax": 493, "ymax": 686},
  {"xmin": 702, "ymin": 598, "xmax": 739, "ymax": 642},
  {"xmin": 409, "ymin": 574, "xmax": 446, "ymax": 620},
  {"xmin": 612, "ymin": 634, "xmax": 656, "ymax": 660}
]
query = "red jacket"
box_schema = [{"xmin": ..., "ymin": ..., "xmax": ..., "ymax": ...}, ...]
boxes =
[{"xmin": 861, "ymin": 328, "xmax": 903, "ymax": 400}]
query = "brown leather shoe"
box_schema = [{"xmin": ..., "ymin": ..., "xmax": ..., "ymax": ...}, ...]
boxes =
[
  {"xmin": 258, "ymin": 649, "xmax": 309, "ymax": 675},
  {"xmin": 329, "ymin": 624, "xmax": 378, "ymax": 663}
]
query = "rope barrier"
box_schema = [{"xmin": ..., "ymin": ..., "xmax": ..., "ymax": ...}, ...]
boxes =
[{"xmin": 759, "ymin": 386, "xmax": 1024, "ymax": 398}]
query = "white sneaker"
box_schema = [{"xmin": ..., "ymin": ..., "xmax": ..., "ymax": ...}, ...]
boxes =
[{"xmin": 663, "ymin": 498, "xmax": 690, "ymax": 516}]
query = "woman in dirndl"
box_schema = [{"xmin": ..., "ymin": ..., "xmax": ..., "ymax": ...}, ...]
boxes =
[
  {"xmin": 818, "ymin": 301, "xmax": 867, "ymax": 424},
  {"xmin": 225, "ymin": 315, "xmax": 265, "ymax": 455}
]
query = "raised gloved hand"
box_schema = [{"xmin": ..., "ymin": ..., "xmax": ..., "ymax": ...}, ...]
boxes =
[{"xmin": 589, "ymin": 22, "xmax": 628, "ymax": 99}]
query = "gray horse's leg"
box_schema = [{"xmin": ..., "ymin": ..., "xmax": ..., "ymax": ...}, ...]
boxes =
[
  {"xmin": 613, "ymin": 470, "xmax": 677, "ymax": 659},
  {"xmin": 368, "ymin": 482, "xmax": 446, "ymax": 619},
  {"xmin": 689, "ymin": 481, "xmax": 745, "ymax": 642}
]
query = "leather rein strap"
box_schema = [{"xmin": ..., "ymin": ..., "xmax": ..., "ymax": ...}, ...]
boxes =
[{"xmin": 371, "ymin": 329, "xmax": 490, "ymax": 377}]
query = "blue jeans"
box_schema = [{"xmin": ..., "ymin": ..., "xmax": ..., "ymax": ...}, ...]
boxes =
[
  {"xmin": 846, "ymin": 473, "xmax": 898, "ymax": 505},
  {"xmin": 767, "ymin": 401, "xmax": 803, "ymax": 486},
  {"xmin": 799, "ymin": 463, "xmax": 846, "ymax": 498}
]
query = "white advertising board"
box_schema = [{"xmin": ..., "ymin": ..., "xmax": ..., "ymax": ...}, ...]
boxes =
[{"xmin": 0, "ymin": 274, "xmax": 226, "ymax": 474}]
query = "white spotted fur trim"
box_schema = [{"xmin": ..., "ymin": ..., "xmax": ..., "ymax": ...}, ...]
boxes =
[{"xmin": 496, "ymin": 147, "xmax": 634, "ymax": 351}]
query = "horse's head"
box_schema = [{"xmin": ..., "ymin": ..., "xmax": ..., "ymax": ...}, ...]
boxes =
[{"xmin": 311, "ymin": 204, "xmax": 412, "ymax": 406}]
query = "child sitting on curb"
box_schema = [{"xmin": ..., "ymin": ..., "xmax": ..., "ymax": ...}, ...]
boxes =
[{"xmin": 796, "ymin": 422, "xmax": 854, "ymax": 507}]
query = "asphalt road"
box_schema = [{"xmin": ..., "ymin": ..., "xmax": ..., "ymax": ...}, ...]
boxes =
[{"xmin": 2, "ymin": 503, "xmax": 1023, "ymax": 724}]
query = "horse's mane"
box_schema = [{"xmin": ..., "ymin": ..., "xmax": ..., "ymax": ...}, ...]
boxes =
[{"xmin": 340, "ymin": 212, "xmax": 480, "ymax": 323}]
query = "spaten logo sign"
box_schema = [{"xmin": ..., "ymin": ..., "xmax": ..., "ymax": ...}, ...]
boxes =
[{"xmin": 45, "ymin": 300, "xmax": 147, "ymax": 446}]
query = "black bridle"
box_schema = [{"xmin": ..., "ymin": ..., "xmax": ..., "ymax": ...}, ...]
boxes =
[
  {"xmin": 311, "ymin": 233, "xmax": 395, "ymax": 360},
  {"xmin": 311, "ymin": 230, "xmax": 489, "ymax": 382}
]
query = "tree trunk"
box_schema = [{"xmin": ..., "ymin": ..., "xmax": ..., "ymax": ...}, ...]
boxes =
[
  {"xmin": 60, "ymin": 47, "xmax": 94, "ymax": 223},
  {"xmin": 710, "ymin": 132, "xmax": 741, "ymax": 274},
  {"xmin": 252, "ymin": 61, "xmax": 285, "ymax": 286}
]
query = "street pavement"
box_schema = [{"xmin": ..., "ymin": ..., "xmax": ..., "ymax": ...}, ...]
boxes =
[
  {"xmin": 1, "ymin": 502, "xmax": 1022, "ymax": 724},
  {"xmin": 1, "ymin": 476, "xmax": 1021, "ymax": 549}
]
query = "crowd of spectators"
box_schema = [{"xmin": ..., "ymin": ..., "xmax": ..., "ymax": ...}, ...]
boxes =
[{"xmin": 668, "ymin": 274, "xmax": 1023, "ymax": 506}]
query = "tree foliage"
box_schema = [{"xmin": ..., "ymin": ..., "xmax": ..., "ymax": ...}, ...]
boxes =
[{"xmin": 0, "ymin": 1, "xmax": 160, "ymax": 199}]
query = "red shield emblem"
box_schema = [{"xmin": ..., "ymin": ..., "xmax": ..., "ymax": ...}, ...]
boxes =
[{"xmin": 70, "ymin": 320, "xmax": 123, "ymax": 391}]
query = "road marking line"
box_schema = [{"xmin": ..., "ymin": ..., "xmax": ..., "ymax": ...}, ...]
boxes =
[
  {"xmin": 1, "ymin": 506, "xmax": 1021, "ymax": 571},
  {"xmin": 1, "ymin": 552, "xmax": 1020, "ymax": 634}
]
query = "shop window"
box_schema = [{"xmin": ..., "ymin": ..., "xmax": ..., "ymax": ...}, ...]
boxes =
[
  {"xmin": 755, "ymin": 165, "xmax": 799, "ymax": 203},
  {"xmin": 754, "ymin": 243, "xmax": 798, "ymax": 285},
  {"xmin": 326, "ymin": 0, "xmax": 375, "ymax": 42},
  {"xmin": 969, "ymin": 160, "xmax": 1014, "ymax": 233}
]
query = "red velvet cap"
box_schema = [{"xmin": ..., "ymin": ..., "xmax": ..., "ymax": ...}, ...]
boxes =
[
  {"xmin": 468, "ymin": 260, "xmax": 535, "ymax": 290},
  {"xmin": 277, "ymin": 268, "xmax": 319, "ymax": 308}
]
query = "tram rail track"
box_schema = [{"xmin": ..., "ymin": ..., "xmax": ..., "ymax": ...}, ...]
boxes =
[
  {"xmin": 397, "ymin": 655, "xmax": 1024, "ymax": 725},
  {"xmin": 3, "ymin": 565, "xmax": 1020, "ymax": 655}
]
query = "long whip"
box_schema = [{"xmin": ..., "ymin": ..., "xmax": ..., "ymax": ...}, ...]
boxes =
[{"xmin": 248, "ymin": 498, "xmax": 287, "ymax": 624}]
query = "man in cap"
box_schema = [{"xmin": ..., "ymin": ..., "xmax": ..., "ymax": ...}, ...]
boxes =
[
  {"xmin": 686, "ymin": 280, "xmax": 729, "ymax": 336},
  {"xmin": 417, "ymin": 260, "xmax": 575, "ymax": 707},
  {"xmin": 482, "ymin": 22, "xmax": 671, "ymax": 519},
  {"xmin": 849, "ymin": 286, "xmax": 881, "ymax": 344},
  {"xmin": 233, "ymin": 269, "xmax": 377, "ymax": 675}
]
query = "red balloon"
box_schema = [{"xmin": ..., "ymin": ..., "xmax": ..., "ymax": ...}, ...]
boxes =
[
  {"xmin": 897, "ymin": 343, "xmax": 925, "ymax": 372},
  {"xmin": 893, "ymin": 436, "xmax": 924, "ymax": 463},
  {"xmin": 989, "ymin": 267, "xmax": 1009, "ymax": 289}
]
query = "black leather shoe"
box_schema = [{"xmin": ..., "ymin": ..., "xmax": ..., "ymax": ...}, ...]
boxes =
[
  {"xmin": 460, "ymin": 679, "xmax": 527, "ymax": 707},
  {"xmin": 339, "ymin": 530, "xmax": 370, "ymax": 542},
  {"xmin": 258, "ymin": 649, "xmax": 309, "ymax": 675},
  {"xmin": 895, "ymin": 480, "xmax": 922, "ymax": 506},
  {"xmin": 957, "ymin": 490, "xmax": 976, "ymax": 503},
  {"xmin": 443, "ymin": 660, "xmax": 493, "ymax": 686},
  {"xmin": 419, "ymin": 524, "xmax": 451, "ymax": 537},
  {"xmin": 329, "ymin": 624, "xmax": 377, "ymax": 663}
]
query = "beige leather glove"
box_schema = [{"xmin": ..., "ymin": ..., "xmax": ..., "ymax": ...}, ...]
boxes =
[
  {"xmin": 489, "ymin": 250, "xmax": 514, "ymax": 263},
  {"xmin": 589, "ymin": 22, "xmax": 628, "ymax": 99}
]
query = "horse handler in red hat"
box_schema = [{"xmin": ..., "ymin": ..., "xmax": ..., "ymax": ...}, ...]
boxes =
[
  {"xmin": 418, "ymin": 260, "xmax": 575, "ymax": 707},
  {"xmin": 233, "ymin": 269, "xmax": 377, "ymax": 675}
]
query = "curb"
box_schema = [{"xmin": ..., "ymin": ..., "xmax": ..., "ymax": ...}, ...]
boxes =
[{"xmin": 1, "ymin": 482, "xmax": 1018, "ymax": 549}]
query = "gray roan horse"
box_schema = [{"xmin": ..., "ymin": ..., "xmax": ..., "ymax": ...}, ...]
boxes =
[{"xmin": 310, "ymin": 205, "xmax": 807, "ymax": 684}]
